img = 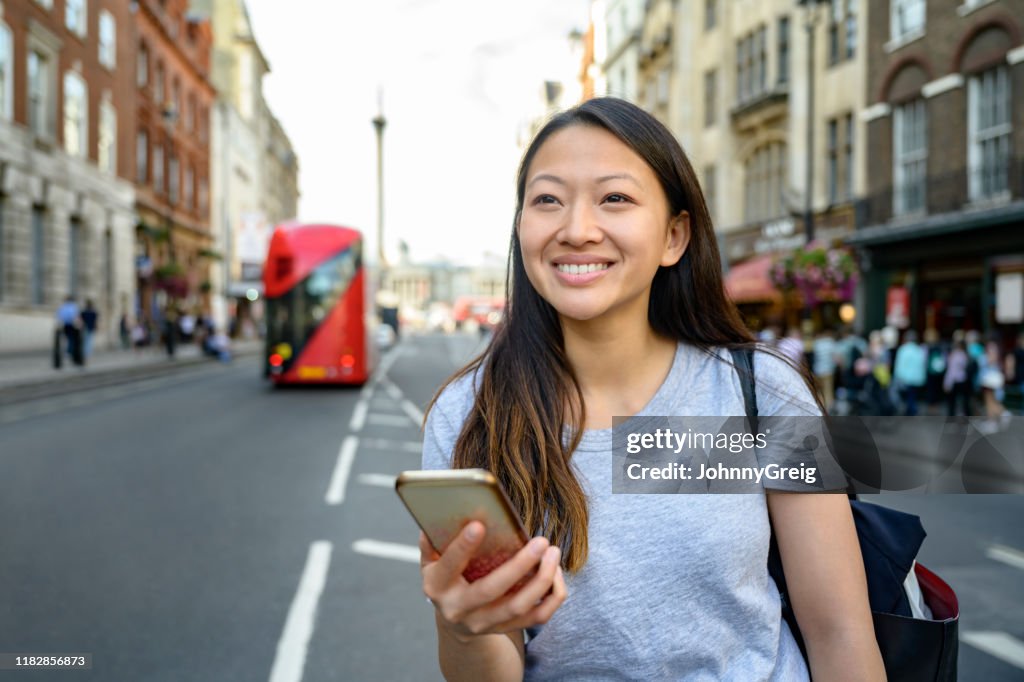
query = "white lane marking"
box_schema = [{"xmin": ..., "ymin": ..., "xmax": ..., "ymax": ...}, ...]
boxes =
[
  {"xmin": 368, "ymin": 413, "xmax": 416, "ymax": 427},
  {"xmin": 384, "ymin": 381, "xmax": 403, "ymax": 401},
  {"xmin": 325, "ymin": 436, "xmax": 358, "ymax": 505},
  {"xmin": 352, "ymin": 539, "xmax": 420, "ymax": 564},
  {"xmin": 358, "ymin": 473, "xmax": 396, "ymax": 488},
  {"xmin": 268, "ymin": 541, "xmax": 333, "ymax": 682},
  {"xmin": 360, "ymin": 382, "xmax": 374, "ymax": 400},
  {"xmin": 987, "ymin": 544, "xmax": 1024, "ymax": 572},
  {"xmin": 961, "ymin": 631, "xmax": 1024, "ymax": 670},
  {"xmin": 401, "ymin": 399, "xmax": 424, "ymax": 427},
  {"xmin": 359, "ymin": 438, "xmax": 422, "ymax": 453},
  {"xmin": 349, "ymin": 400, "xmax": 368, "ymax": 432}
]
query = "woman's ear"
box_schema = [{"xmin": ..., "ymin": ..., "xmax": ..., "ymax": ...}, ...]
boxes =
[{"xmin": 661, "ymin": 211, "xmax": 691, "ymax": 267}]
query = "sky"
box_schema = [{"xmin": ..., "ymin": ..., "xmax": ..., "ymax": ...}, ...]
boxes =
[{"xmin": 245, "ymin": 0, "xmax": 591, "ymax": 267}]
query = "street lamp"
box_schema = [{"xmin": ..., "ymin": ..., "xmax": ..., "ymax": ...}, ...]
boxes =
[
  {"xmin": 798, "ymin": 0, "xmax": 829, "ymax": 245},
  {"xmin": 372, "ymin": 94, "xmax": 387, "ymax": 278}
]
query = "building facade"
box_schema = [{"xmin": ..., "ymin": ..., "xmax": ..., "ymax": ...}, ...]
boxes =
[
  {"xmin": 604, "ymin": 0, "xmax": 643, "ymax": 101},
  {"xmin": 190, "ymin": 0, "xmax": 298, "ymax": 336},
  {"xmin": 850, "ymin": 0, "xmax": 1024, "ymax": 340},
  {"xmin": 0, "ymin": 0, "xmax": 137, "ymax": 352},
  {"xmin": 132, "ymin": 0, "xmax": 215, "ymax": 328}
]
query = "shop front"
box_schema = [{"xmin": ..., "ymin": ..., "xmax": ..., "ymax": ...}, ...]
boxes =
[{"xmin": 846, "ymin": 204, "xmax": 1024, "ymax": 346}]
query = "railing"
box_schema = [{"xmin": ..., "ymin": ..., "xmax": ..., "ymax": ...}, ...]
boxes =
[{"xmin": 855, "ymin": 157, "xmax": 1023, "ymax": 228}]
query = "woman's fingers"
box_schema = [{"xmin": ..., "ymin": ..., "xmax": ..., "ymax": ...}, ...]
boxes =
[
  {"xmin": 418, "ymin": 532, "xmax": 440, "ymax": 568},
  {"xmin": 464, "ymin": 536, "xmax": 550, "ymax": 604},
  {"xmin": 429, "ymin": 521, "xmax": 486, "ymax": 583},
  {"xmin": 496, "ymin": 545, "xmax": 561, "ymax": 620},
  {"xmin": 490, "ymin": 564, "xmax": 568, "ymax": 633}
]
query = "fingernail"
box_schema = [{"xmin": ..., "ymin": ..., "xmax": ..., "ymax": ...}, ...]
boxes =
[{"xmin": 464, "ymin": 523, "xmax": 481, "ymax": 540}]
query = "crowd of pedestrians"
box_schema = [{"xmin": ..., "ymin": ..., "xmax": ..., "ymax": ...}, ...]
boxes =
[
  {"xmin": 758, "ymin": 323, "xmax": 1023, "ymax": 429},
  {"xmin": 55, "ymin": 297, "xmax": 233, "ymax": 367}
]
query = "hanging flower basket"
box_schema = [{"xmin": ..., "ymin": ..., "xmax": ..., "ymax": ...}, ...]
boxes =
[
  {"xmin": 771, "ymin": 244, "xmax": 858, "ymax": 307},
  {"xmin": 154, "ymin": 263, "xmax": 189, "ymax": 299}
]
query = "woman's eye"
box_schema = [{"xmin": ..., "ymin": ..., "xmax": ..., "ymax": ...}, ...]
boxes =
[
  {"xmin": 604, "ymin": 193, "xmax": 630, "ymax": 204},
  {"xmin": 534, "ymin": 194, "xmax": 559, "ymax": 205}
]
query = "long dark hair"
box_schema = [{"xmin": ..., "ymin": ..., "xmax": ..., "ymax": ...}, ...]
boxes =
[{"xmin": 428, "ymin": 97, "xmax": 818, "ymax": 572}]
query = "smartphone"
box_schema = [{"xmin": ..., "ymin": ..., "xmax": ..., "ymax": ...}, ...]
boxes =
[{"xmin": 395, "ymin": 468, "xmax": 531, "ymax": 582}]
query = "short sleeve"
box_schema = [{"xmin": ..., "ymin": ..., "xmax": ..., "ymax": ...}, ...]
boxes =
[{"xmin": 420, "ymin": 373, "xmax": 476, "ymax": 471}]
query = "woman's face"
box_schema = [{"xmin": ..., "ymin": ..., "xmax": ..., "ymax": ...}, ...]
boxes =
[{"xmin": 518, "ymin": 125, "xmax": 688, "ymax": 325}]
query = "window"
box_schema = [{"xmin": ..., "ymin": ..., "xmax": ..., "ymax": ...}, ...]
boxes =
[
  {"xmin": 184, "ymin": 164, "xmax": 193, "ymax": 210},
  {"xmin": 137, "ymin": 43, "xmax": 149, "ymax": 87},
  {"xmin": 63, "ymin": 71, "xmax": 88, "ymax": 158},
  {"xmin": 829, "ymin": 0, "xmax": 856, "ymax": 63},
  {"xmin": 828, "ymin": 119, "xmax": 839, "ymax": 203},
  {"xmin": 171, "ymin": 78, "xmax": 180, "ymax": 121},
  {"xmin": 169, "ymin": 155, "xmax": 179, "ymax": 204},
  {"xmin": 777, "ymin": 17, "xmax": 789, "ymax": 85},
  {"xmin": 65, "ymin": 0, "xmax": 87, "ymax": 38},
  {"xmin": 199, "ymin": 178, "xmax": 208, "ymax": 216},
  {"xmin": 98, "ymin": 11, "xmax": 115, "ymax": 68},
  {"xmin": 891, "ymin": 0, "xmax": 925, "ymax": 42},
  {"xmin": 0, "ymin": 22, "xmax": 11, "ymax": 121},
  {"xmin": 98, "ymin": 98, "xmax": 116, "ymax": 174},
  {"xmin": 893, "ymin": 99, "xmax": 927, "ymax": 215},
  {"xmin": 32, "ymin": 206, "xmax": 45, "ymax": 305},
  {"xmin": 968, "ymin": 66, "xmax": 1011, "ymax": 200},
  {"xmin": 153, "ymin": 144, "xmax": 164, "ymax": 193},
  {"xmin": 657, "ymin": 68, "xmax": 669, "ymax": 106},
  {"xmin": 844, "ymin": 113, "xmax": 854, "ymax": 200},
  {"xmin": 155, "ymin": 61, "xmax": 164, "ymax": 104},
  {"xmin": 69, "ymin": 217, "xmax": 81, "ymax": 297},
  {"xmin": 744, "ymin": 143, "xmax": 786, "ymax": 222},
  {"xmin": 757, "ymin": 27, "xmax": 767, "ymax": 93},
  {"xmin": 705, "ymin": 0, "xmax": 716, "ymax": 30},
  {"xmin": 136, "ymin": 130, "xmax": 148, "ymax": 184},
  {"xmin": 104, "ymin": 229, "xmax": 113, "ymax": 303},
  {"xmin": 28, "ymin": 50, "xmax": 50, "ymax": 136},
  {"xmin": 704, "ymin": 165, "xmax": 716, "ymax": 220},
  {"xmin": 736, "ymin": 27, "xmax": 768, "ymax": 105},
  {"xmin": 704, "ymin": 69, "xmax": 716, "ymax": 127},
  {"xmin": 185, "ymin": 93, "xmax": 195, "ymax": 132},
  {"xmin": 35, "ymin": 0, "xmax": 54, "ymax": 8}
]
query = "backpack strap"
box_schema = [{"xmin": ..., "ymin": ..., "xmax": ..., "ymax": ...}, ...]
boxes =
[{"xmin": 728, "ymin": 347, "xmax": 758, "ymax": 433}]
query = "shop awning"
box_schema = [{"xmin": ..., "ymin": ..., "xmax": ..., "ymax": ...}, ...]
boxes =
[{"xmin": 724, "ymin": 254, "xmax": 782, "ymax": 304}]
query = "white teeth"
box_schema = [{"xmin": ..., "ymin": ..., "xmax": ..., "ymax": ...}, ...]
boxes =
[{"xmin": 556, "ymin": 263, "xmax": 610, "ymax": 274}]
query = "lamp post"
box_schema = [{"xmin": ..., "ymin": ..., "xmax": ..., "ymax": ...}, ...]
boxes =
[
  {"xmin": 798, "ymin": 0, "xmax": 828, "ymax": 245},
  {"xmin": 161, "ymin": 101, "xmax": 178, "ymax": 356},
  {"xmin": 372, "ymin": 94, "xmax": 387, "ymax": 282}
]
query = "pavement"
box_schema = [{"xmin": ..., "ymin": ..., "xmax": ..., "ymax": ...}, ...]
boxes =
[{"xmin": 0, "ymin": 337, "xmax": 264, "ymax": 405}]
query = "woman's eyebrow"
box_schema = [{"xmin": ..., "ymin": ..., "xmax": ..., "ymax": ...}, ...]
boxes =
[
  {"xmin": 527, "ymin": 173, "xmax": 643, "ymax": 189},
  {"xmin": 527, "ymin": 173, "xmax": 566, "ymax": 189}
]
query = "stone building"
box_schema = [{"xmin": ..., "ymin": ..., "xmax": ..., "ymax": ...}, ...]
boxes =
[{"xmin": 0, "ymin": 0, "xmax": 137, "ymax": 351}]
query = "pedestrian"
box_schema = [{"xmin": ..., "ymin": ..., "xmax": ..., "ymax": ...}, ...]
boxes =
[
  {"xmin": 55, "ymin": 295, "xmax": 83, "ymax": 367},
  {"xmin": 923, "ymin": 328, "xmax": 947, "ymax": 407},
  {"xmin": 119, "ymin": 312, "xmax": 132, "ymax": 350},
  {"xmin": 811, "ymin": 328, "xmax": 838, "ymax": 413},
  {"xmin": 944, "ymin": 340, "xmax": 971, "ymax": 417},
  {"xmin": 893, "ymin": 330, "xmax": 927, "ymax": 416},
  {"xmin": 978, "ymin": 340, "xmax": 1008, "ymax": 430},
  {"xmin": 80, "ymin": 299, "xmax": 99, "ymax": 361},
  {"xmin": 417, "ymin": 98, "xmax": 883, "ymax": 680},
  {"xmin": 1011, "ymin": 331, "xmax": 1024, "ymax": 415},
  {"xmin": 179, "ymin": 311, "xmax": 196, "ymax": 343},
  {"xmin": 777, "ymin": 326, "xmax": 804, "ymax": 366},
  {"xmin": 163, "ymin": 306, "xmax": 179, "ymax": 358}
]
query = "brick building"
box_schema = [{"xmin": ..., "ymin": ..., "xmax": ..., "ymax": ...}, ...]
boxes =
[
  {"xmin": 132, "ymin": 0, "xmax": 214, "ymax": 325},
  {"xmin": 850, "ymin": 0, "xmax": 1024, "ymax": 340},
  {"xmin": 0, "ymin": 0, "xmax": 137, "ymax": 351}
]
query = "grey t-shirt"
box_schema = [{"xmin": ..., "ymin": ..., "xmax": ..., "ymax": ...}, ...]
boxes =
[{"xmin": 422, "ymin": 343, "xmax": 820, "ymax": 681}]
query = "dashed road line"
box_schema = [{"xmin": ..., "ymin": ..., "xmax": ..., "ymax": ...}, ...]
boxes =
[
  {"xmin": 352, "ymin": 539, "xmax": 420, "ymax": 564},
  {"xmin": 986, "ymin": 544, "xmax": 1024, "ymax": 572},
  {"xmin": 368, "ymin": 413, "xmax": 416, "ymax": 427},
  {"xmin": 357, "ymin": 473, "xmax": 397, "ymax": 488},
  {"xmin": 359, "ymin": 438, "xmax": 422, "ymax": 454},
  {"xmin": 961, "ymin": 631, "xmax": 1024, "ymax": 670},
  {"xmin": 268, "ymin": 541, "xmax": 333, "ymax": 682},
  {"xmin": 348, "ymin": 400, "xmax": 368, "ymax": 432},
  {"xmin": 400, "ymin": 399, "xmax": 424, "ymax": 427},
  {"xmin": 325, "ymin": 436, "xmax": 359, "ymax": 505}
]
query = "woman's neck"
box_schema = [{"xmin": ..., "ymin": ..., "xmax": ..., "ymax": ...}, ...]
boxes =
[{"xmin": 561, "ymin": 317, "xmax": 678, "ymax": 429}]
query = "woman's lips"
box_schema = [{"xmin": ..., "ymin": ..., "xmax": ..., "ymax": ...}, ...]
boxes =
[{"xmin": 551, "ymin": 262, "xmax": 613, "ymax": 284}]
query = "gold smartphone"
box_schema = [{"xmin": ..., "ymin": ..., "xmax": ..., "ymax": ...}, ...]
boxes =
[{"xmin": 395, "ymin": 469, "xmax": 531, "ymax": 582}]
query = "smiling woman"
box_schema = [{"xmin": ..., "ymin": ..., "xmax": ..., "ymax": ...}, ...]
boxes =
[{"xmin": 415, "ymin": 97, "xmax": 884, "ymax": 681}]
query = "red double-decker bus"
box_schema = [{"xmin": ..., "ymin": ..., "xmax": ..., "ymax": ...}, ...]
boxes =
[{"xmin": 263, "ymin": 222, "xmax": 375, "ymax": 385}]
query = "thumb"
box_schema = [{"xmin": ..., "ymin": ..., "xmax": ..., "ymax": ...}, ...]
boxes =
[{"xmin": 435, "ymin": 521, "xmax": 486, "ymax": 580}]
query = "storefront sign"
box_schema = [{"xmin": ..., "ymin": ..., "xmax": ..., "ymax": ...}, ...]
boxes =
[
  {"xmin": 886, "ymin": 286, "xmax": 910, "ymax": 329},
  {"xmin": 996, "ymin": 272, "xmax": 1024, "ymax": 323}
]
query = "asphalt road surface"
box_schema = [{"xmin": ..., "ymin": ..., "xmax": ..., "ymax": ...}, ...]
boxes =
[{"xmin": 0, "ymin": 332, "xmax": 1021, "ymax": 680}]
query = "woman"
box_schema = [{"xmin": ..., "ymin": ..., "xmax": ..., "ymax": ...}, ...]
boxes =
[{"xmin": 418, "ymin": 98, "xmax": 883, "ymax": 680}]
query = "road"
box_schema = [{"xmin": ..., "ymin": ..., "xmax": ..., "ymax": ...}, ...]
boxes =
[{"xmin": 0, "ymin": 331, "xmax": 1021, "ymax": 680}]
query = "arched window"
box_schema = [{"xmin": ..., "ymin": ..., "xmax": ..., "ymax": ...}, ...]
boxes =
[{"xmin": 744, "ymin": 142, "xmax": 786, "ymax": 223}]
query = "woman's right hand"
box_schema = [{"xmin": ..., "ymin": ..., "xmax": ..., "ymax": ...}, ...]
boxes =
[{"xmin": 419, "ymin": 521, "xmax": 567, "ymax": 643}]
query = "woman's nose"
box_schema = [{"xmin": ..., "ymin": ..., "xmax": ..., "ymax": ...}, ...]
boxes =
[{"xmin": 557, "ymin": 202, "xmax": 603, "ymax": 246}]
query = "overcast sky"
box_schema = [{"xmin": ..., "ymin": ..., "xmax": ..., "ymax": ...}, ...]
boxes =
[{"xmin": 244, "ymin": 0, "xmax": 590, "ymax": 266}]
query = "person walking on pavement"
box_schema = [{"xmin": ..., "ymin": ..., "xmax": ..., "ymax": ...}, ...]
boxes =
[
  {"xmin": 944, "ymin": 339, "xmax": 971, "ymax": 417},
  {"xmin": 80, "ymin": 299, "xmax": 99, "ymax": 362},
  {"xmin": 55, "ymin": 295, "xmax": 83, "ymax": 368},
  {"xmin": 893, "ymin": 330, "xmax": 927, "ymax": 416},
  {"xmin": 811, "ymin": 328, "xmax": 838, "ymax": 413},
  {"xmin": 923, "ymin": 328, "xmax": 947, "ymax": 408},
  {"xmin": 163, "ymin": 306, "xmax": 179, "ymax": 358},
  {"xmin": 417, "ymin": 98, "xmax": 883, "ymax": 681}
]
